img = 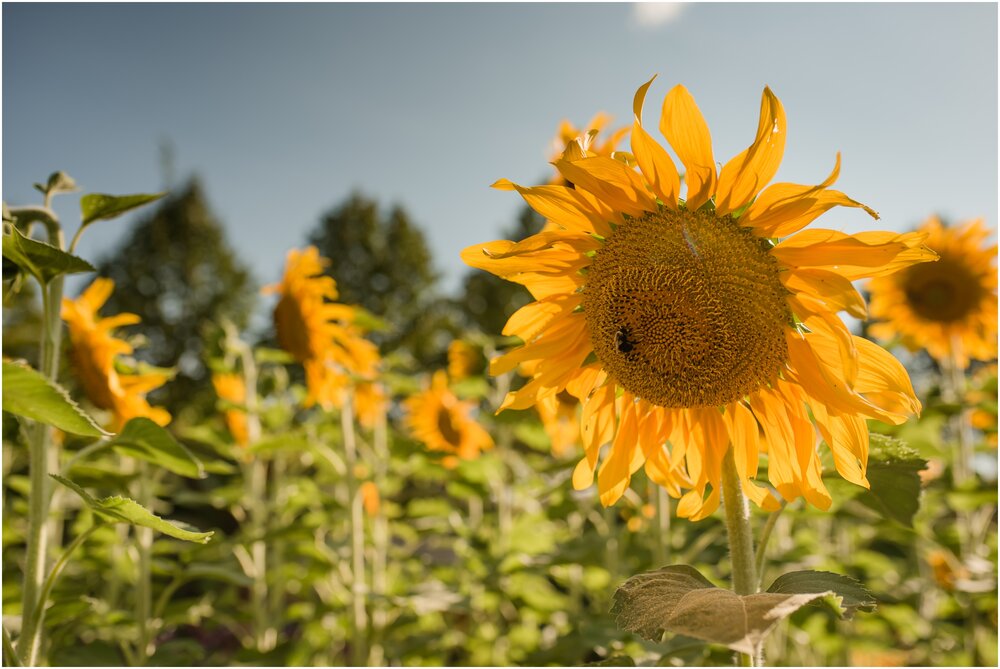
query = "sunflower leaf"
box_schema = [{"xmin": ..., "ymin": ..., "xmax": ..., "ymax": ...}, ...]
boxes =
[
  {"xmin": 2, "ymin": 225, "xmax": 96, "ymax": 284},
  {"xmin": 857, "ymin": 433, "xmax": 928, "ymax": 527},
  {"xmin": 766, "ymin": 570, "xmax": 876, "ymax": 618},
  {"xmin": 33, "ymin": 171, "xmax": 79, "ymax": 198},
  {"xmin": 611, "ymin": 564, "xmax": 855, "ymax": 656},
  {"xmin": 79, "ymin": 192, "xmax": 166, "ymax": 227},
  {"xmin": 110, "ymin": 418, "xmax": 205, "ymax": 479},
  {"xmin": 51, "ymin": 474, "xmax": 213, "ymax": 543},
  {"xmin": 1, "ymin": 359, "xmax": 109, "ymax": 437}
]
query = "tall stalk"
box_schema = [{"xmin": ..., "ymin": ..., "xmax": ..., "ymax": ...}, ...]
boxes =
[
  {"xmin": 135, "ymin": 462, "xmax": 155, "ymax": 664},
  {"xmin": 341, "ymin": 395, "xmax": 368, "ymax": 666},
  {"xmin": 19, "ymin": 208, "xmax": 66, "ymax": 666},
  {"xmin": 369, "ymin": 402, "xmax": 389, "ymax": 666},
  {"xmin": 720, "ymin": 446, "xmax": 758, "ymax": 666}
]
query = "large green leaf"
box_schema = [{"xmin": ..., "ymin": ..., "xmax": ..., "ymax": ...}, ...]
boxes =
[
  {"xmin": 110, "ymin": 418, "xmax": 205, "ymax": 479},
  {"xmin": 80, "ymin": 192, "xmax": 166, "ymax": 226},
  {"xmin": 51, "ymin": 474, "xmax": 213, "ymax": 543},
  {"xmin": 2, "ymin": 359, "xmax": 108, "ymax": 437},
  {"xmin": 858, "ymin": 434, "xmax": 928, "ymax": 527},
  {"xmin": 766, "ymin": 570, "xmax": 876, "ymax": 618},
  {"xmin": 611, "ymin": 564, "xmax": 865, "ymax": 656},
  {"xmin": 2, "ymin": 225, "xmax": 95, "ymax": 284}
]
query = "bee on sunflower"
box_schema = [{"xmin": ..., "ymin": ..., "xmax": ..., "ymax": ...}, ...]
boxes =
[
  {"xmin": 868, "ymin": 216, "xmax": 997, "ymax": 369},
  {"xmin": 463, "ymin": 76, "xmax": 938, "ymax": 519}
]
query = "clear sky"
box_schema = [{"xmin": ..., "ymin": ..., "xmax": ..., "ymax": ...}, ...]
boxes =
[{"xmin": 3, "ymin": 2, "xmax": 997, "ymax": 304}]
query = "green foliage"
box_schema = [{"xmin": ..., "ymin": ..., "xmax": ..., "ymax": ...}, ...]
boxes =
[
  {"xmin": 307, "ymin": 191, "xmax": 460, "ymax": 368},
  {"xmin": 50, "ymin": 475, "xmax": 213, "ymax": 543},
  {"xmin": 2, "ymin": 225, "xmax": 95, "ymax": 284},
  {"xmin": 109, "ymin": 418, "xmax": 205, "ymax": 479},
  {"xmin": 93, "ymin": 179, "xmax": 256, "ymax": 419},
  {"xmin": 766, "ymin": 570, "xmax": 876, "ymax": 618},
  {"xmin": 1, "ymin": 359, "xmax": 108, "ymax": 436},
  {"xmin": 79, "ymin": 192, "xmax": 166, "ymax": 227},
  {"xmin": 858, "ymin": 433, "xmax": 929, "ymax": 527}
]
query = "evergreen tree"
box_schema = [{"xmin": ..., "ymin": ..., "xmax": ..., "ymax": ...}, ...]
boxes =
[
  {"xmin": 308, "ymin": 191, "xmax": 458, "ymax": 368},
  {"xmin": 460, "ymin": 204, "xmax": 541, "ymax": 336},
  {"xmin": 94, "ymin": 178, "xmax": 256, "ymax": 420}
]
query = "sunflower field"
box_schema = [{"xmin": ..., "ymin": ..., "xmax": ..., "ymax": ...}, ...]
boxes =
[{"xmin": 2, "ymin": 78, "xmax": 998, "ymax": 669}]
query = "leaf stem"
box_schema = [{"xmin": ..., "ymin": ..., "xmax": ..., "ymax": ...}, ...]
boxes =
[{"xmin": 3, "ymin": 626, "xmax": 23, "ymax": 667}]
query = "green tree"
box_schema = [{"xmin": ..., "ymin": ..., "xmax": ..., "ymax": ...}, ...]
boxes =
[
  {"xmin": 460, "ymin": 204, "xmax": 541, "ymax": 336},
  {"xmin": 308, "ymin": 191, "xmax": 458, "ymax": 368},
  {"xmin": 93, "ymin": 178, "xmax": 256, "ymax": 420}
]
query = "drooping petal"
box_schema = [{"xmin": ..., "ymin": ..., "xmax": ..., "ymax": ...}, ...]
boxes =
[{"xmin": 716, "ymin": 87, "xmax": 786, "ymax": 216}]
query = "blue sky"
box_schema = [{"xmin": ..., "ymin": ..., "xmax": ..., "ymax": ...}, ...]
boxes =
[{"xmin": 3, "ymin": 2, "xmax": 997, "ymax": 304}]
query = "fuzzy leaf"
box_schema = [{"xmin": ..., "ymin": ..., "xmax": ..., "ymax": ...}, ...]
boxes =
[
  {"xmin": 51, "ymin": 474, "xmax": 213, "ymax": 543},
  {"xmin": 111, "ymin": 417, "xmax": 205, "ymax": 479},
  {"xmin": 80, "ymin": 192, "xmax": 166, "ymax": 226},
  {"xmin": 33, "ymin": 171, "xmax": 79, "ymax": 197},
  {"xmin": 2, "ymin": 359, "xmax": 109, "ymax": 436},
  {"xmin": 766, "ymin": 570, "xmax": 876, "ymax": 618},
  {"xmin": 858, "ymin": 434, "xmax": 928, "ymax": 527},
  {"xmin": 611, "ymin": 565, "xmax": 851, "ymax": 656},
  {"xmin": 2, "ymin": 226, "xmax": 96, "ymax": 284}
]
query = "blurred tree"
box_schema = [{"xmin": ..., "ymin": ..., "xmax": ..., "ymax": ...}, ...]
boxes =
[
  {"xmin": 94, "ymin": 178, "xmax": 256, "ymax": 421},
  {"xmin": 308, "ymin": 191, "xmax": 459, "ymax": 369},
  {"xmin": 460, "ymin": 204, "xmax": 541, "ymax": 336}
]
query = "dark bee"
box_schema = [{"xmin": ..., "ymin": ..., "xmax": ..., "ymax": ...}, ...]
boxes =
[{"xmin": 615, "ymin": 327, "xmax": 635, "ymax": 354}]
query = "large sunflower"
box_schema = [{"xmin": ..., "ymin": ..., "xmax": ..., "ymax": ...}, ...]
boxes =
[
  {"xmin": 462, "ymin": 77, "xmax": 937, "ymax": 518},
  {"xmin": 62, "ymin": 278, "xmax": 171, "ymax": 430},
  {"xmin": 403, "ymin": 370, "xmax": 494, "ymax": 468},
  {"xmin": 868, "ymin": 216, "xmax": 997, "ymax": 368},
  {"xmin": 264, "ymin": 246, "xmax": 380, "ymax": 409}
]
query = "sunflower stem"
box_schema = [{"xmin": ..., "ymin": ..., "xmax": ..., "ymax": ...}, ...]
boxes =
[
  {"xmin": 341, "ymin": 395, "xmax": 368, "ymax": 666},
  {"xmin": 369, "ymin": 401, "xmax": 389, "ymax": 667},
  {"xmin": 754, "ymin": 499, "xmax": 788, "ymax": 591},
  {"xmin": 135, "ymin": 461, "xmax": 155, "ymax": 665},
  {"xmin": 721, "ymin": 446, "xmax": 759, "ymax": 666}
]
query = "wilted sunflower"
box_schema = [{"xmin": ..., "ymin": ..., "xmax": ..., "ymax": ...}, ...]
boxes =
[
  {"xmin": 264, "ymin": 246, "xmax": 380, "ymax": 409},
  {"xmin": 62, "ymin": 278, "xmax": 171, "ymax": 430},
  {"xmin": 463, "ymin": 77, "xmax": 937, "ymax": 518},
  {"xmin": 404, "ymin": 370, "xmax": 494, "ymax": 468},
  {"xmin": 211, "ymin": 372, "xmax": 249, "ymax": 447},
  {"xmin": 868, "ymin": 216, "xmax": 997, "ymax": 368}
]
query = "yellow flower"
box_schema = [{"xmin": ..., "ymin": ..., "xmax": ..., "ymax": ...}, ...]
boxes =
[
  {"xmin": 264, "ymin": 246, "xmax": 380, "ymax": 409},
  {"xmin": 62, "ymin": 278, "xmax": 171, "ymax": 430},
  {"xmin": 353, "ymin": 380, "xmax": 389, "ymax": 429},
  {"xmin": 549, "ymin": 113, "xmax": 629, "ymax": 184},
  {"xmin": 447, "ymin": 339, "xmax": 480, "ymax": 381},
  {"xmin": 403, "ymin": 370, "xmax": 494, "ymax": 468},
  {"xmin": 462, "ymin": 77, "xmax": 937, "ymax": 518},
  {"xmin": 536, "ymin": 390, "xmax": 580, "ymax": 457},
  {"xmin": 360, "ymin": 480, "xmax": 380, "ymax": 517},
  {"xmin": 211, "ymin": 372, "xmax": 249, "ymax": 447},
  {"xmin": 868, "ymin": 216, "xmax": 997, "ymax": 368}
]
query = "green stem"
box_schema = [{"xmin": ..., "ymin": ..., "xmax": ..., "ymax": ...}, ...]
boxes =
[
  {"xmin": 754, "ymin": 500, "xmax": 788, "ymax": 590},
  {"xmin": 248, "ymin": 456, "xmax": 273, "ymax": 652},
  {"xmin": 342, "ymin": 396, "xmax": 368, "ymax": 666},
  {"xmin": 3, "ymin": 626, "xmax": 23, "ymax": 667},
  {"xmin": 369, "ymin": 403, "xmax": 389, "ymax": 667},
  {"xmin": 653, "ymin": 485, "xmax": 671, "ymax": 567},
  {"xmin": 720, "ymin": 446, "xmax": 758, "ymax": 666},
  {"xmin": 135, "ymin": 461, "xmax": 154, "ymax": 665}
]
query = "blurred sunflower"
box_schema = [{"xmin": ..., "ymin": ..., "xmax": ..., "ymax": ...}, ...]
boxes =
[
  {"xmin": 404, "ymin": 370, "xmax": 494, "ymax": 468},
  {"xmin": 62, "ymin": 278, "xmax": 171, "ymax": 430},
  {"xmin": 868, "ymin": 216, "xmax": 997, "ymax": 369},
  {"xmin": 447, "ymin": 339, "xmax": 481, "ymax": 381},
  {"xmin": 536, "ymin": 390, "xmax": 580, "ymax": 457},
  {"xmin": 265, "ymin": 246, "xmax": 380, "ymax": 409},
  {"xmin": 463, "ymin": 77, "xmax": 937, "ymax": 517},
  {"xmin": 353, "ymin": 380, "xmax": 389, "ymax": 429},
  {"xmin": 549, "ymin": 113, "xmax": 629, "ymax": 185},
  {"xmin": 211, "ymin": 372, "xmax": 249, "ymax": 447}
]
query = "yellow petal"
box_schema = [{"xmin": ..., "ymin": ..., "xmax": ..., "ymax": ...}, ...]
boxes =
[
  {"xmin": 660, "ymin": 85, "xmax": 716, "ymax": 211},
  {"xmin": 631, "ymin": 76, "xmax": 681, "ymax": 208},
  {"xmin": 554, "ymin": 156, "xmax": 657, "ymax": 217},
  {"xmin": 780, "ymin": 268, "xmax": 867, "ymax": 319},
  {"xmin": 493, "ymin": 179, "xmax": 613, "ymax": 237},
  {"xmin": 716, "ymin": 87, "xmax": 786, "ymax": 216}
]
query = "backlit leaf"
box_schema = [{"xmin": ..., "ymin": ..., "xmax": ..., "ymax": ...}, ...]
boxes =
[
  {"xmin": 2, "ymin": 225, "xmax": 95, "ymax": 284},
  {"xmin": 111, "ymin": 417, "xmax": 205, "ymax": 479},
  {"xmin": 2, "ymin": 359, "xmax": 108, "ymax": 436},
  {"xmin": 80, "ymin": 192, "xmax": 166, "ymax": 227}
]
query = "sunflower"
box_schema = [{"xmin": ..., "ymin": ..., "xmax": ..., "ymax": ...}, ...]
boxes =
[
  {"xmin": 447, "ymin": 339, "xmax": 481, "ymax": 381},
  {"xmin": 403, "ymin": 370, "xmax": 494, "ymax": 468},
  {"xmin": 211, "ymin": 372, "xmax": 249, "ymax": 447},
  {"xmin": 462, "ymin": 77, "xmax": 937, "ymax": 518},
  {"xmin": 868, "ymin": 216, "xmax": 997, "ymax": 369},
  {"xmin": 353, "ymin": 380, "xmax": 388, "ymax": 429},
  {"xmin": 264, "ymin": 246, "xmax": 380, "ymax": 409},
  {"xmin": 536, "ymin": 390, "xmax": 581, "ymax": 457},
  {"xmin": 62, "ymin": 278, "xmax": 171, "ymax": 430},
  {"xmin": 549, "ymin": 113, "xmax": 629, "ymax": 185}
]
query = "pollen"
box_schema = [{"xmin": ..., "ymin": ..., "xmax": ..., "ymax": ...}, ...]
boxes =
[{"xmin": 582, "ymin": 209, "xmax": 792, "ymax": 408}]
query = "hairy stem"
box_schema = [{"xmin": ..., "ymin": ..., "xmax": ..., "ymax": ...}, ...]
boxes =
[
  {"xmin": 342, "ymin": 396, "xmax": 368, "ymax": 666},
  {"xmin": 721, "ymin": 447, "xmax": 759, "ymax": 666}
]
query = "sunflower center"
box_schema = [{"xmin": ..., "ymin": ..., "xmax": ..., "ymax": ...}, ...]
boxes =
[
  {"xmin": 902, "ymin": 256, "xmax": 983, "ymax": 323},
  {"xmin": 436, "ymin": 407, "xmax": 462, "ymax": 446},
  {"xmin": 582, "ymin": 209, "xmax": 791, "ymax": 408}
]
